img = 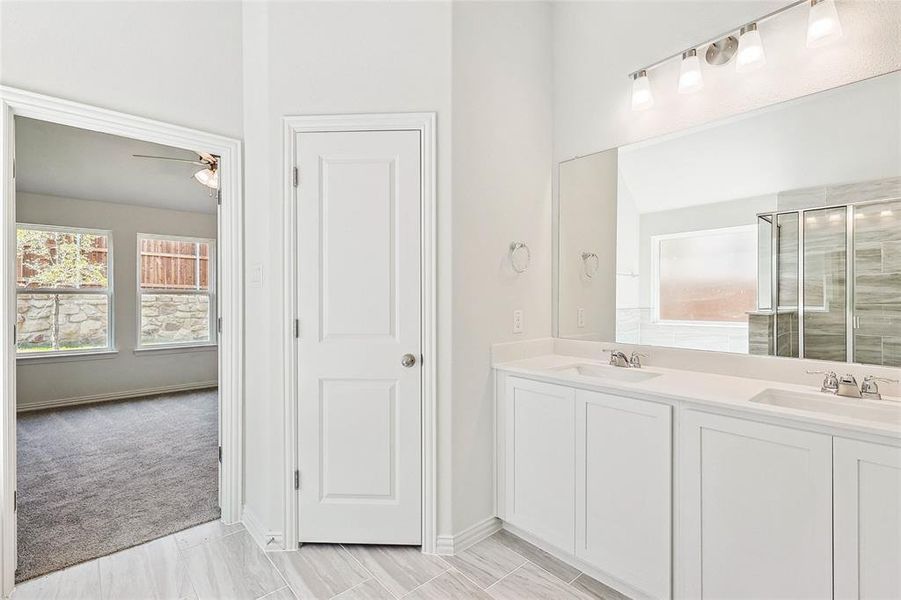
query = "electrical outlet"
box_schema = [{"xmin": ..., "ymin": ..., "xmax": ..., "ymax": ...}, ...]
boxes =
[
  {"xmin": 512, "ymin": 310, "xmax": 524, "ymax": 334},
  {"xmin": 577, "ymin": 307, "xmax": 585, "ymax": 328}
]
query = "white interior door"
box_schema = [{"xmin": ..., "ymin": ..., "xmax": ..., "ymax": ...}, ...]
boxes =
[{"xmin": 296, "ymin": 129, "xmax": 422, "ymax": 545}]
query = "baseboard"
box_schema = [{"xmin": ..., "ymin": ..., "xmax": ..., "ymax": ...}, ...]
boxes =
[
  {"xmin": 242, "ymin": 505, "xmax": 285, "ymax": 552},
  {"xmin": 434, "ymin": 516, "xmax": 501, "ymax": 556},
  {"xmin": 16, "ymin": 381, "xmax": 218, "ymax": 413},
  {"xmin": 500, "ymin": 521, "xmax": 653, "ymax": 600}
]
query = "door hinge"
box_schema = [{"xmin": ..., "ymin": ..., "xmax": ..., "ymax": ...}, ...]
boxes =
[
  {"xmin": 218, "ymin": 317, "xmax": 222, "ymax": 334},
  {"xmin": 12, "ymin": 158, "xmax": 15, "ymax": 180},
  {"xmin": 13, "ymin": 490, "xmax": 16, "ymax": 512},
  {"xmin": 12, "ymin": 325, "xmax": 16, "ymax": 345},
  {"xmin": 293, "ymin": 167, "xmax": 299, "ymax": 188},
  {"xmin": 218, "ymin": 446, "xmax": 222, "ymax": 463},
  {"xmin": 294, "ymin": 319, "xmax": 300, "ymax": 338},
  {"xmin": 294, "ymin": 470, "xmax": 300, "ymax": 490},
  {"xmin": 217, "ymin": 189, "xmax": 222, "ymax": 205},
  {"xmin": 420, "ymin": 353, "xmax": 424, "ymax": 365}
]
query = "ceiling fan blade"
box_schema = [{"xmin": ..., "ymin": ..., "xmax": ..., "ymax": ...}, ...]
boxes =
[{"xmin": 132, "ymin": 154, "xmax": 206, "ymax": 166}]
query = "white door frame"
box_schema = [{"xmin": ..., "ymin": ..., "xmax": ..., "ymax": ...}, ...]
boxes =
[
  {"xmin": 0, "ymin": 86, "xmax": 244, "ymax": 596},
  {"xmin": 282, "ymin": 113, "xmax": 437, "ymax": 553}
]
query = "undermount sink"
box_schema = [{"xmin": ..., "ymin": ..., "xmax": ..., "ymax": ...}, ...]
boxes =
[
  {"xmin": 549, "ymin": 363, "xmax": 661, "ymax": 384},
  {"xmin": 750, "ymin": 388, "xmax": 901, "ymax": 424}
]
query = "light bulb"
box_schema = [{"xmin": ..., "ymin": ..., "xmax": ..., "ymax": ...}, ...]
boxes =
[
  {"xmin": 194, "ymin": 167, "xmax": 219, "ymax": 189},
  {"xmin": 807, "ymin": 0, "xmax": 843, "ymax": 48},
  {"xmin": 631, "ymin": 70, "xmax": 653, "ymax": 111},
  {"xmin": 736, "ymin": 23, "xmax": 766, "ymax": 73},
  {"xmin": 678, "ymin": 49, "xmax": 704, "ymax": 94}
]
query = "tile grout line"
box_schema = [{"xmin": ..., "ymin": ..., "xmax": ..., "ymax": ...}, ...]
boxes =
[
  {"xmin": 338, "ymin": 545, "xmax": 402, "ymax": 600},
  {"xmin": 484, "ymin": 562, "xmax": 529, "ymax": 592},
  {"xmin": 398, "ymin": 564, "xmax": 452, "ymax": 599},
  {"xmin": 439, "ymin": 551, "xmax": 527, "ymax": 592},
  {"xmin": 330, "ymin": 577, "xmax": 375, "ymax": 600},
  {"xmin": 257, "ymin": 537, "xmax": 293, "ymax": 599},
  {"xmin": 480, "ymin": 532, "xmax": 584, "ymax": 590}
]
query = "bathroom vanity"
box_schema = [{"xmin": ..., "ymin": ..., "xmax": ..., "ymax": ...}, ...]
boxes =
[{"xmin": 493, "ymin": 353, "xmax": 901, "ymax": 600}]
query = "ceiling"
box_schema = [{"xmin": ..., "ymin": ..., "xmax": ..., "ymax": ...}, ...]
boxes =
[
  {"xmin": 15, "ymin": 117, "xmax": 217, "ymax": 214},
  {"xmin": 618, "ymin": 71, "xmax": 901, "ymax": 214}
]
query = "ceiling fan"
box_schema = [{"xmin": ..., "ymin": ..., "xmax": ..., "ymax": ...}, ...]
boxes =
[{"xmin": 132, "ymin": 151, "xmax": 219, "ymax": 190}]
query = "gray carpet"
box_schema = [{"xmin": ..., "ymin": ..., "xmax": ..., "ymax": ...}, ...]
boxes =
[{"xmin": 16, "ymin": 389, "xmax": 220, "ymax": 582}]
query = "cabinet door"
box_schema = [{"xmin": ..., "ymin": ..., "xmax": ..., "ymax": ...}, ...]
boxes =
[
  {"xmin": 834, "ymin": 438, "xmax": 901, "ymax": 600},
  {"xmin": 575, "ymin": 390, "xmax": 672, "ymax": 599},
  {"xmin": 504, "ymin": 377, "xmax": 575, "ymax": 552},
  {"xmin": 679, "ymin": 411, "xmax": 832, "ymax": 599}
]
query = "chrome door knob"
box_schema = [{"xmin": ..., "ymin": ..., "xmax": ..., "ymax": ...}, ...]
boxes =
[{"xmin": 401, "ymin": 353, "xmax": 417, "ymax": 368}]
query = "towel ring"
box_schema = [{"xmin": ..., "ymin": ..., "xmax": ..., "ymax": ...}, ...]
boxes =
[
  {"xmin": 581, "ymin": 251, "xmax": 600, "ymax": 278},
  {"xmin": 509, "ymin": 242, "xmax": 531, "ymax": 274}
]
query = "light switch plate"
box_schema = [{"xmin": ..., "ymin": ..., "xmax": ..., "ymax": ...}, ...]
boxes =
[
  {"xmin": 577, "ymin": 307, "xmax": 585, "ymax": 328},
  {"xmin": 513, "ymin": 309, "xmax": 524, "ymax": 334}
]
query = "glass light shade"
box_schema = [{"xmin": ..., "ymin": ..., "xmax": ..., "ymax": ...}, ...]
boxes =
[
  {"xmin": 807, "ymin": 0, "xmax": 843, "ymax": 48},
  {"xmin": 631, "ymin": 72, "xmax": 653, "ymax": 111},
  {"xmin": 194, "ymin": 167, "xmax": 219, "ymax": 189},
  {"xmin": 736, "ymin": 26, "xmax": 766, "ymax": 72},
  {"xmin": 678, "ymin": 52, "xmax": 704, "ymax": 94}
]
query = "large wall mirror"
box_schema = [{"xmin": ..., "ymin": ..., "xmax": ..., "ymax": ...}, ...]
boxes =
[{"xmin": 555, "ymin": 70, "xmax": 900, "ymax": 367}]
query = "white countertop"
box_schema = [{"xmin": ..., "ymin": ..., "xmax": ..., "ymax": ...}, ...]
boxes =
[{"xmin": 494, "ymin": 354, "xmax": 901, "ymax": 441}]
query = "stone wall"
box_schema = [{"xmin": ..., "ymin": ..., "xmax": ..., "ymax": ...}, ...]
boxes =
[{"xmin": 16, "ymin": 293, "xmax": 210, "ymax": 350}]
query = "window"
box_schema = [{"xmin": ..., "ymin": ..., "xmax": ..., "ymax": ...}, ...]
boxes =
[
  {"xmin": 137, "ymin": 234, "xmax": 216, "ymax": 348},
  {"xmin": 652, "ymin": 225, "xmax": 757, "ymax": 324},
  {"xmin": 16, "ymin": 224, "xmax": 113, "ymax": 355}
]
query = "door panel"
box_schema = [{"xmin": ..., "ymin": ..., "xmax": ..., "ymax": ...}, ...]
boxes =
[
  {"xmin": 297, "ymin": 129, "xmax": 421, "ymax": 544},
  {"xmin": 504, "ymin": 377, "xmax": 575, "ymax": 552},
  {"xmin": 834, "ymin": 438, "xmax": 901, "ymax": 599},
  {"xmin": 575, "ymin": 390, "xmax": 671, "ymax": 599},
  {"xmin": 679, "ymin": 411, "xmax": 832, "ymax": 599}
]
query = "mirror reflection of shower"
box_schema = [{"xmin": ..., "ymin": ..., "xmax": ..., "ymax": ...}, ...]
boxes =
[{"xmin": 752, "ymin": 197, "xmax": 901, "ymax": 367}]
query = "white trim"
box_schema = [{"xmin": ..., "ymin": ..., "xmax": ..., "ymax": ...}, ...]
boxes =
[
  {"xmin": 15, "ymin": 381, "xmax": 217, "ymax": 413},
  {"xmin": 242, "ymin": 505, "xmax": 285, "ymax": 551},
  {"xmin": 282, "ymin": 112, "xmax": 438, "ymax": 554},
  {"xmin": 17, "ymin": 349, "xmax": 119, "ymax": 363},
  {"xmin": 0, "ymin": 85, "xmax": 244, "ymax": 598},
  {"xmin": 435, "ymin": 516, "xmax": 501, "ymax": 556}
]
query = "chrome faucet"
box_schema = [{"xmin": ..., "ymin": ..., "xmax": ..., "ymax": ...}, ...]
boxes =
[
  {"xmin": 604, "ymin": 349, "xmax": 631, "ymax": 368},
  {"xmin": 807, "ymin": 370, "xmax": 840, "ymax": 394},
  {"xmin": 836, "ymin": 374, "xmax": 862, "ymax": 399},
  {"xmin": 861, "ymin": 376, "xmax": 900, "ymax": 401},
  {"xmin": 629, "ymin": 351, "xmax": 648, "ymax": 369}
]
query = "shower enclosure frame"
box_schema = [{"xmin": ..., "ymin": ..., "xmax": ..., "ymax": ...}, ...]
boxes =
[{"xmin": 758, "ymin": 196, "xmax": 898, "ymax": 364}]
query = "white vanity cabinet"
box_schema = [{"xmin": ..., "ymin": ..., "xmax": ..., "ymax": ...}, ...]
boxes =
[
  {"xmin": 503, "ymin": 377, "xmax": 575, "ymax": 552},
  {"xmin": 574, "ymin": 390, "xmax": 672, "ymax": 600},
  {"xmin": 679, "ymin": 410, "xmax": 833, "ymax": 600},
  {"xmin": 834, "ymin": 438, "xmax": 901, "ymax": 599}
]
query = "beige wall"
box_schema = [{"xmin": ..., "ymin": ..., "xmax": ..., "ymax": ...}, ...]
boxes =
[{"xmin": 16, "ymin": 193, "xmax": 218, "ymax": 410}]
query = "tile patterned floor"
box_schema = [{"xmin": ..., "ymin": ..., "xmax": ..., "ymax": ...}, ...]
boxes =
[{"xmin": 11, "ymin": 521, "xmax": 632, "ymax": 600}]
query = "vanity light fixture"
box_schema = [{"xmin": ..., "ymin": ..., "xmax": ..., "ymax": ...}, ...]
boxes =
[
  {"xmin": 628, "ymin": 0, "xmax": 844, "ymax": 111},
  {"xmin": 807, "ymin": 0, "xmax": 843, "ymax": 48},
  {"xmin": 678, "ymin": 49, "xmax": 704, "ymax": 94},
  {"xmin": 736, "ymin": 23, "xmax": 766, "ymax": 73},
  {"xmin": 631, "ymin": 70, "xmax": 654, "ymax": 111}
]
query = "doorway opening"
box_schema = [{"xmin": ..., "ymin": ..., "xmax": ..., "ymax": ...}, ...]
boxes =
[{"xmin": 0, "ymin": 87, "xmax": 243, "ymax": 596}]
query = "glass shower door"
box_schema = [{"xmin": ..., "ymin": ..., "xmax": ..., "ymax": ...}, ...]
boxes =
[
  {"xmin": 802, "ymin": 206, "xmax": 848, "ymax": 362},
  {"xmin": 852, "ymin": 198, "xmax": 901, "ymax": 367}
]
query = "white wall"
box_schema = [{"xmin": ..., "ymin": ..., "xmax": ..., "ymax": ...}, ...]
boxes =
[
  {"xmin": 450, "ymin": 1, "xmax": 553, "ymax": 534},
  {"xmin": 240, "ymin": 0, "xmax": 455, "ymax": 538},
  {"xmin": 15, "ymin": 193, "xmax": 218, "ymax": 409},
  {"xmin": 553, "ymin": 0, "xmax": 901, "ymax": 162}
]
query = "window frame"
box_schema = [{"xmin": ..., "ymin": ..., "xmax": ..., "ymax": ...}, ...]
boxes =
[
  {"xmin": 651, "ymin": 224, "xmax": 757, "ymax": 327},
  {"xmin": 135, "ymin": 232, "xmax": 217, "ymax": 351},
  {"xmin": 15, "ymin": 222, "xmax": 115, "ymax": 358}
]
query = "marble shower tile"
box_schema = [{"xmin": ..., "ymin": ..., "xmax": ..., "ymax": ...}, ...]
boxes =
[
  {"xmin": 267, "ymin": 544, "xmax": 368, "ymax": 599},
  {"xmin": 490, "ymin": 530, "xmax": 581, "ymax": 584},
  {"xmin": 98, "ymin": 534, "xmax": 196, "ymax": 600},
  {"xmin": 182, "ymin": 530, "xmax": 286, "ymax": 600},
  {"xmin": 342, "ymin": 545, "xmax": 447, "ymax": 598},
  {"xmin": 442, "ymin": 535, "xmax": 526, "ymax": 588}
]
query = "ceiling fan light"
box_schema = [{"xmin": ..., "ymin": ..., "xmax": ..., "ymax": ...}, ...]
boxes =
[{"xmin": 194, "ymin": 167, "xmax": 219, "ymax": 189}]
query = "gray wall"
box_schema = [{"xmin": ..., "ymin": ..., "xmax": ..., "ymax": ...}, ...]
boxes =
[{"xmin": 16, "ymin": 192, "xmax": 218, "ymax": 410}]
